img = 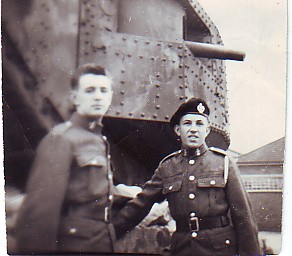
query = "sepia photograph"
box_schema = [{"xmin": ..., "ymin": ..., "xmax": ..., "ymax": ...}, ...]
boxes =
[{"xmin": 1, "ymin": 0, "xmax": 287, "ymax": 255}]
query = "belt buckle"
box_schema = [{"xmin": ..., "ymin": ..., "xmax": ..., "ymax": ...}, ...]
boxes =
[{"xmin": 189, "ymin": 216, "xmax": 199, "ymax": 232}]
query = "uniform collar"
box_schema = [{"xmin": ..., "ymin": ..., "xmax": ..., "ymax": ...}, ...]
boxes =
[
  {"xmin": 181, "ymin": 143, "xmax": 208, "ymax": 158},
  {"xmin": 70, "ymin": 112, "xmax": 103, "ymax": 133}
]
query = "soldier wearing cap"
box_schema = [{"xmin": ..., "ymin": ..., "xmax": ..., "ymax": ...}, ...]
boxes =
[
  {"xmin": 15, "ymin": 64, "xmax": 117, "ymax": 254},
  {"xmin": 114, "ymin": 98, "xmax": 261, "ymax": 256}
]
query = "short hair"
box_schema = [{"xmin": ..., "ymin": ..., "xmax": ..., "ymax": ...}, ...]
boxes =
[{"xmin": 71, "ymin": 64, "xmax": 109, "ymax": 90}]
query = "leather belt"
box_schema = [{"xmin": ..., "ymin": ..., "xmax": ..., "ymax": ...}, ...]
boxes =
[{"xmin": 176, "ymin": 215, "xmax": 230, "ymax": 232}]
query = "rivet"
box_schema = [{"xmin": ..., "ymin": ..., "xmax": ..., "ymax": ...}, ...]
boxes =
[
  {"xmin": 178, "ymin": 45, "xmax": 183, "ymax": 49},
  {"xmin": 151, "ymin": 57, "xmax": 155, "ymax": 60},
  {"xmin": 129, "ymin": 112, "xmax": 133, "ymax": 116},
  {"xmin": 156, "ymin": 94, "xmax": 160, "ymax": 98},
  {"xmin": 139, "ymin": 55, "xmax": 143, "ymax": 58},
  {"xmin": 127, "ymin": 54, "xmax": 131, "ymax": 57},
  {"xmin": 179, "ymin": 96, "xmax": 184, "ymax": 100},
  {"xmin": 162, "ymin": 58, "xmax": 166, "ymax": 61},
  {"xmin": 120, "ymin": 81, "xmax": 125, "ymax": 84},
  {"xmin": 179, "ymin": 64, "xmax": 183, "ymax": 68},
  {"xmin": 116, "ymin": 111, "xmax": 120, "ymax": 115},
  {"xmin": 155, "ymin": 83, "xmax": 160, "ymax": 87},
  {"xmin": 141, "ymin": 113, "xmax": 145, "ymax": 117},
  {"xmin": 165, "ymin": 115, "xmax": 169, "ymax": 120},
  {"xmin": 168, "ymin": 43, "xmax": 173, "ymax": 47},
  {"xmin": 156, "ymin": 105, "xmax": 160, "ymax": 109},
  {"xmin": 157, "ymin": 42, "xmax": 161, "ymax": 46},
  {"xmin": 120, "ymin": 90, "xmax": 125, "ymax": 94},
  {"xmin": 146, "ymin": 41, "xmax": 150, "ymax": 44},
  {"xmin": 122, "ymin": 37, "xmax": 127, "ymax": 41},
  {"xmin": 134, "ymin": 39, "xmax": 138, "ymax": 43},
  {"xmin": 179, "ymin": 75, "xmax": 183, "ymax": 78},
  {"xmin": 121, "ymin": 70, "xmax": 125, "ymax": 73},
  {"xmin": 179, "ymin": 85, "xmax": 184, "ymax": 89},
  {"xmin": 153, "ymin": 114, "xmax": 157, "ymax": 118},
  {"xmin": 120, "ymin": 102, "xmax": 124, "ymax": 106},
  {"xmin": 156, "ymin": 74, "xmax": 160, "ymax": 78}
]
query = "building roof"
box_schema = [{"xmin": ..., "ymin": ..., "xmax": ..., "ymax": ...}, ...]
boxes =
[{"xmin": 237, "ymin": 137, "xmax": 285, "ymax": 164}]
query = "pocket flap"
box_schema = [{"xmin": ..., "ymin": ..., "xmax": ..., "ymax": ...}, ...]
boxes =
[
  {"xmin": 209, "ymin": 226, "xmax": 237, "ymax": 250},
  {"xmin": 197, "ymin": 177, "xmax": 225, "ymax": 188},
  {"xmin": 162, "ymin": 180, "xmax": 182, "ymax": 194}
]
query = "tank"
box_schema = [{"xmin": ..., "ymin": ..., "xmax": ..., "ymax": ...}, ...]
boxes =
[{"xmin": 2, "ymin": 0, "xmax": 245, "ymax": 188}]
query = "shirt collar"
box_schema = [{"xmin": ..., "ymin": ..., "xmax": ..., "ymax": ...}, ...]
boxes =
[{"xmin": 69, "ymin": 112, "xmax": 103, "ymax": 133}]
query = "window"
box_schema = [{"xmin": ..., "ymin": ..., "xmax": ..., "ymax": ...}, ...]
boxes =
[{"xmin": 241, "ymin": 174, "xmax": 283, "ymax": 192}]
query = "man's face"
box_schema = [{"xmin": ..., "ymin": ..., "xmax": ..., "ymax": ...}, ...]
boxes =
[
  {"xmin": 174, "ymin": 114, "xmax": 210, "ymax": 149},
  {"xmin": 72, "ymin": 74, "xmax": 113, "ymax": 118}
]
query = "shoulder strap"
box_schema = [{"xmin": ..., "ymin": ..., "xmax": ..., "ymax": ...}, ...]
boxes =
[
  {"xmin": 161, "ymin": 150, "xmax": 181, "ymax": 163},
  {"xmin": 209, "ymin": 147, "xmax": 229, "ymax": 184},
  {"xmin": 52, "ymin": 121, "xmax": 73, "ymax": 136}
]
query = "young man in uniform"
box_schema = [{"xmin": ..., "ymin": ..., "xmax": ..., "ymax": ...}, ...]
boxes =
[
  {"xmin": 114, "ymin": 98, "xmax": 261, "ymax": 256},
  {"xmin": 15, "ymin": 64, "xmax": 116, "ymax": 254}
]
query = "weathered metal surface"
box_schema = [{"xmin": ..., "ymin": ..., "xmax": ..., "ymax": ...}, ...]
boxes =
[
  {"xmin": 2, "ymin": 0, "xmax": 79, "ymax": 122},
  {"xmin": 3, "ymin": 0, "xmax": 239, "ymax": 186}
]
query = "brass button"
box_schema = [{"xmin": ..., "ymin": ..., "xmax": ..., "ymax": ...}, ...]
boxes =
[
  {"xmin": 69, "ymin": 228, "xmax": 77, "ymax": 234},
  {"xmin": 189, "ymin": 193, "xmax": 195, "ymax": 199},
  {"xmin": 169, "ymin": 185, "xmax": 173, "ymax": 191},
  {"xmin": 191, "ymin": 232, "xmax": 197, "ymax": 238},
  {"xmin": 210, "ymin": 180, "xmax": 216, "ymax": 185},
  {"xmin": 189, "ymin": 159, "xmax": 195, "ymax": 165},
  {"xmin": 190, "ymin": 212, "xmax": 196, "ymax": 217},
  {"xmin": 189, "ymin": 175, "xmax": 195, "ymax": 181},
  {"xmin": 225, "ymin": 239, "xmax": 230, "ymax": 245}
]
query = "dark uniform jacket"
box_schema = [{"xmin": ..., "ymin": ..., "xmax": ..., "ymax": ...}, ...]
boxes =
[
  {"xmin": 15, "ymin": 112, "xmax": 116, "ymax": 254},
  {"xmin": 113, "ymin": 144, "xmax": 261, "ymax": 256}
]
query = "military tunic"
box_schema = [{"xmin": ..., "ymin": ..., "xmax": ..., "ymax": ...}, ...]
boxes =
[
  {"xmin": 15, "ymin": 112, "xmax": 116, "ymax": 254},
  {"xmin": 114, "ymin": 144, "xmax": 261, "ymax": 256}
]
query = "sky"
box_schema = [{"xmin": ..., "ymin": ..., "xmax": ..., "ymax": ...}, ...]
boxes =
[{"xmin": 199, "ymin": 0, "xmax": 287, "ymax": 154}]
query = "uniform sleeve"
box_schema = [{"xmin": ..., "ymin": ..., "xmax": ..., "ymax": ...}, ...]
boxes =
[
  {"xmin": 112, "ymin": 167, "xmax": 165, "ymax": 239},
  {"xmin": 15, "ymin": 132, "xmax": 73, "ymax": 253},
  {"xmin": 226, "ymin": 159, "xmax": 261, "ymax": 256}
]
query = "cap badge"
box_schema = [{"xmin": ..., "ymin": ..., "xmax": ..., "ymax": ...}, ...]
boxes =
[{"xmin": 197, "ymin": 103, "xmax": 205, "ymax": 114}]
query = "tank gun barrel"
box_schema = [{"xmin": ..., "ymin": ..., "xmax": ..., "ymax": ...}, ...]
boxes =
[{"xmin": 185, "ymin": 41, "xmax": 246, "ymax": 61}]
